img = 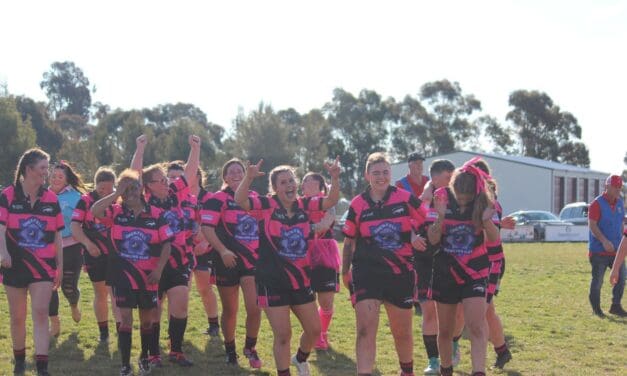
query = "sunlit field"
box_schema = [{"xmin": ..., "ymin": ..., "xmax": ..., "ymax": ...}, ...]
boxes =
[{"xmin": 1, "ymin": 242, "xmax": 625, "ymax": 375}]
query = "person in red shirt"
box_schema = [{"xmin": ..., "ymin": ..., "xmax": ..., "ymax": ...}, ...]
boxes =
[{"xmin": 395, "ymin": 152, "xmax": 429, "ymax": 197}]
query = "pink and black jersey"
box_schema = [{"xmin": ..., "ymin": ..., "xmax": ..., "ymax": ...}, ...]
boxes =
[
  {"xmin": 249, "ymin": 194, "xmax": 322, "ymax": 290},
  {"xmin": 105, "ymin": 202, "xmax": 174, "ymax": 291},
  {"xmin": 434, "ymin": 187, "xmax": 489, "ymax": 282},
  {"xmin": 146, "ymin": 176, "xmax": 196, "ymax": 269},
  {"xmin": 343, "ymin": 186, "xmax": 426, "ymax": 276},
  {"xmin": 72, "ymin": 191, "xmax": 112, "ymax": 255},
  {"xmin": 201, "ymin": 187, "xmax": 261, "ymax": 269},
  {"xmin": 0, "ymin": 185, "xmax": 64, "ymax": 279}
]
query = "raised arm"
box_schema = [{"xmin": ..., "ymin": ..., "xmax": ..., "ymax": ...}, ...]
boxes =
[
  {"xmin": 482, "ymin": 205, "xmax": 500, "ymax": 243},
  {"xmin": 321, "ymin": 157, "xmax": 341, "ymax": 210},
  {"xmin": 184, "ymin": 135, "xmax": 201, "ymax": 188},
  {"xmin": 130, "ymin": 135, "xmax": 147, "ymax": 183},
  {"xmin": 234, "ymin": 160, "xmax": 264, "ymax": 211}
]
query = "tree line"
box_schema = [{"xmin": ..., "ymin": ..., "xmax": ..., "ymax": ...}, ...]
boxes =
[{"xmin": 0, "ymin": 61, "xmax": 594, "ymax": 195}]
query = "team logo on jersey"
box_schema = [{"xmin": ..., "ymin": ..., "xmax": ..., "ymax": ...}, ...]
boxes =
[
  {"xmin": 278, "ymin": 227, "xmax": 307, "ymax": 260},
  {"xmin": 18, "ymin": 217, "xmax": 47, "ymax": 250},
  {"xmin": 41, "ymin": 205, "xmax": 55, "ymax": 215},
  {"xmin": 120, "ymin": 230, "xmax": 151, "ymax": 261},
  {"xmin": 391, "ymin": 206, "xmax": 406, "ymax": 216},
  {"xmin": 162, "ymin": 210, "xmax": 181, "ymax": 233},
  {"xmin": 235, "ymin": 214, "xmax": 258, "ymax": 242},
  {"xmin": 443, "ymin": 224, "xmax": 475, "ymax": 256},
  {"xmin": 370, "ymin": 221, "xmax": 402, "ymax": 252}
]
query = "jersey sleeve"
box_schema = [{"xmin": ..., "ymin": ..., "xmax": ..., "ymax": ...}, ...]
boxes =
[
  {"xmin": 0, "ymin": 191, "xmax": 9, "ymax": 226},
  {"xmin": 71, "ymin": 196, "xmax": 89, "ymax": 224},
  {"xmin": 342, "ymin": 204, "xmax": 359, "ymax": 239},
  {"xmin": 200, "ymin": 195, "xmax": 224, "ymax": 227},
  {"xmin": 249, "ymin": 195, "xmax": 271, "ymax": 211},
  {"xmin": 54, "ymin": 199, "xmax": 65, "ymax": 232}
]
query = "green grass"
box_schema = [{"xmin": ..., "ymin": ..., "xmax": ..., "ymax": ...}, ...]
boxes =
[{"xmin": 1, "ymin": 243, "xmax": 626, "ymax": 375}]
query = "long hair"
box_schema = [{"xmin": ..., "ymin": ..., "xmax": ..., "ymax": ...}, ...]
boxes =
[
  {"xmin": 54, "ymin": 160, "xmax": 87, "ymax": 193},
  {"xmin": 14, "ymin": 148, "xmax": 50, "ymax": 187},
  {"xmin": 451, "ymin": 170, "xmax": 493, "ymax": 230}
]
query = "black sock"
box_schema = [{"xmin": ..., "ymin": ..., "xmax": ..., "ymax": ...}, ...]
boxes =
[
  {"xmin": 440, "ymin": 366, "xmax": 453, "ymax": 376},
  {"xmin": 141, "ymin": 326, "xmax": 153, "ymax": 358},
  {"xmin": 209, "ymin": 316, "xmax": 219, "ymax": 326},
  {"xmin": 150, "ymin": 322, "xmax": 161, "ymax": 356},
  {"xmin": 472, "ymin": 372, "xmax": 486, "ymax": 376},
  {"xmin": 98, "ymin": 321, "xmax": 109, "ymax": 338},
  {"xmin": 495, "ymin": 343, "xmax": 509, "ymax": 355},
  {"xmin": 14, "ymin": 348, "xmax": 25, "ymax": 364},
  {"xmin": 296, "ymin": 348, "xmax": 309, "ymax": 363},
  {"xmin": 245, "ymin": 336, "xmax": 257, "ymax": 351},
  {"xmin": 118, "ymin": 327, "xmax": 132, "ymax": 367},
  {"xmin": 224, "ymin": 339, "xmax": 236, "ymax": 355},
  {"xmin": 453, "ymin": 334, "xmax": 462, "ymax": 343},
  {"xmin": 35, "ymin": 354, "xmax": 48, "ymax": 372},
  {"xmin": 423, "ymin": 334, "xmax": 439, "ymax": 358},
  {"xmin": 168, "ymin": 316, "xmax": 187, "ymax": 353},
  {"xmin": 277, "ymin": 369, "xmax": 291, "ymax": 376},
  {"xmin": 400, "ymin": 360, "xmax": 413, "ymax": 374}
]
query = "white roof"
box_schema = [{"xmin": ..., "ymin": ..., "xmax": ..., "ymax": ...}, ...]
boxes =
[{"xmin": 419, "ymin": 150, "xmax": 609, "ymax": 175}]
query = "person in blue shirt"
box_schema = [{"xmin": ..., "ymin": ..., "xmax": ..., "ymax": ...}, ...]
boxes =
[
  {"xmin": 588, "ymin": 174, "xmax": 626, "ymax": 317},
  {"xmin": 48, "ymin": 161, "xmax": 87, "ymax": 335}
]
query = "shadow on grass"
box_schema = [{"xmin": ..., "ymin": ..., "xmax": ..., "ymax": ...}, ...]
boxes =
[
  {"xmin": 49, "ymin": 332, "xmax": 86, "ymax": 373},
  {"xmin": 312, "ymin": 346, "xmax": 358, "ymax": 376}
]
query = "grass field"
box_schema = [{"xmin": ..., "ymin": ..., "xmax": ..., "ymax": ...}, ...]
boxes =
[{"xmin": 1, "ymin": 243, "xmax": 626, "ymax": 375}]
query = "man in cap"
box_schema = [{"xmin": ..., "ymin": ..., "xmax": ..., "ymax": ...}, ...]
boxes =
[
  {"xmin": 395, "ymin": 152, "xmax": 429, "ymax": 197},
  {"xmin": 588, "ymin": 175, "xmax": 626, "ymax": 317}
]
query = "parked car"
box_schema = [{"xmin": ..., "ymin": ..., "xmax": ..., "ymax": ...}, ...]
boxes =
[
  {"xmin": 559, "ymin": 202, "xmax": 589, "ymax": 225},
  {"xmin": 507, "ymin": 210, "xmax": 573, "ymax": 241},
  {"xmin": 333, "ymin": 210, "xmax": 348, "ymax": 241}
]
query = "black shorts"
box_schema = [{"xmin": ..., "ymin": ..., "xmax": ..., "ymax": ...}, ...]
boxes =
[
  {"xmin": 158, "ymin": 264, "xmax": 191, "ymax": 298},
  {"xmin": 256, "ymin": 283, "xmax": 315, "ymax": 308},
  {"xmin": 214, "ymin": 253, "xmax": 255, "ymax": 287},
  {"xmin": 194, "ymin": 252, "xmax": 214, "ymax": 272},
  {"xmin": 432, "ymin": 274, "xmax": 488, "ymax": 305},
  {"xmin": 83, "ymin": 253, "xmax": 108, "ymax": 283},
  {"xmin": 415, "ymin": 255, "xmax": 434, "ymax": 302},
  {"xmin": 311, "ymin": 266, "xmax": 340, "ymax": 293},
  {"xmin": 350, "ymin": 267, "xmax": 416, "ymax": 309},
  {"xmin": 1, "ymin": 258, "xmax": 55, "ymax": 288},
  {"xmin": 112, "ymin": 287, "xmax": 158, "ymax": 309}
]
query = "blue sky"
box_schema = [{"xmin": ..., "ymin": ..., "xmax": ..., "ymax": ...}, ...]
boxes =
[{"xmin": 2, "ymin": 0, "xmax": 626, "ymax": 173}]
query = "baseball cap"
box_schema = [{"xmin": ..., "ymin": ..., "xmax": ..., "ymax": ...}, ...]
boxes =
[
  {"xmin": 408, "ymin": 152, "xmax": 425, "ymax": 162},
  {"xmin": 606, "ymin": 175, "xmax": 624, "ymax": 188}
]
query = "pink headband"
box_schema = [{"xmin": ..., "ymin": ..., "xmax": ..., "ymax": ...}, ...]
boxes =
[{"xmin": 459, "ymin": 157, "xmax": 492, "ymax": 194}]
